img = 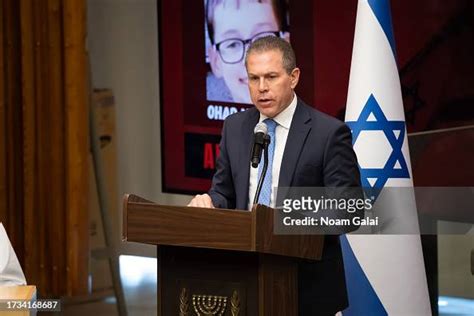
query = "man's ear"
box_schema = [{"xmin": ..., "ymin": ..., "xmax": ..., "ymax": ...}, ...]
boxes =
[
  {"xmin": 209, "ymin": 46, "xmax": 223, "ymax": 78},
  {"xmin": 290, "ymin": 67, "xmax": 300, "ymax": 89}
]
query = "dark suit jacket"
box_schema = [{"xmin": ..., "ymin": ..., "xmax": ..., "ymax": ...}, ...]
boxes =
[{"xmin": 209, "ymin": 99, "xmax": 361, "ymax": 315}]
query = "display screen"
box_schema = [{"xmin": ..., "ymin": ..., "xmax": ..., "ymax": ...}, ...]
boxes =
[
  {"xmin": 159, "ymin": 0, "xmax": 474, "ymax": 194},
  {"xmin": 160, "ymin": 0, "xmax": 315, "ymax": 194}
]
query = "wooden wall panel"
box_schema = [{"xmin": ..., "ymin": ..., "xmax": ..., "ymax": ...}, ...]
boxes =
[
  {"xmin": 46, "ymin": 0, "xmax": 67, "ymax": 296},
  {"xmin": 63, "ymin": 0, "xmax": 89, "ymax": 296},
  {"xmin": 20, "ymin": 0, "xmax": 39, "ymax": 293},
  {"xmin": 34, "ymin": 0, "xmax": 49, "ymax": 294},
  {"xmin": 1, "ymin": 0, "xmax": 89, "ymax": 297},
  {"xmin": 0, "ymin": 0, "xmax": 7, "ymax": 227},
  {"xmin": 4, "ymin": 0, "xmax": 24, "ymax": 264}
]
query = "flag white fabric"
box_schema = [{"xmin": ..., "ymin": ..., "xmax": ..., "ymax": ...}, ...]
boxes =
[
  {"xmin": 0, "ymin": 223, "xmax": 27, "ymax": 286},
  {"xmin": 341, "ymin": 0, "xmax": 431, "ymax": 315}
]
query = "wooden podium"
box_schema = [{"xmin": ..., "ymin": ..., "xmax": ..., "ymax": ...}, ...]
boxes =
[{"xmin": 123, "ymin": 194, "xmax": 324, "ymax": 316}]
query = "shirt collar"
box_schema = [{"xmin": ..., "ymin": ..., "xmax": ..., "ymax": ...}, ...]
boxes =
[{"xmin": 259, "ymin": 93, "xmax": 297, "ymax": 130}]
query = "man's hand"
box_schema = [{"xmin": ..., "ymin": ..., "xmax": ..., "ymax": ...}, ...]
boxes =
[{"xmin": 187, "ymin": 193, "xmax": 215, "ymax": 208}]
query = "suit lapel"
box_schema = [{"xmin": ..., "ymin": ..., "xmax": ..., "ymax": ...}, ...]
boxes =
[
  {"xmin": 237, "ymin": 107, "xmax": 259, "ymax": 209},
  {"xmin": 278, "ymin": 100, "xmax": 312, "ymax": 188}
]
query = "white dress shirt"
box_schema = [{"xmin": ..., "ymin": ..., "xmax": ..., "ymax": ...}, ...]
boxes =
[
  {"xmin": 0, "ymin": 223, "xmax": 27, "ymax": 286},
  {"xmin": 248, "ymin": 93, "xmax": 298, "ymax": 209}
]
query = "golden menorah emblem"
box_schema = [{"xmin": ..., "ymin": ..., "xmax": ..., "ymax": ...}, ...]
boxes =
[{"xmin": 192, "ymin": 294, "xmax": 228, "ymax": 316}]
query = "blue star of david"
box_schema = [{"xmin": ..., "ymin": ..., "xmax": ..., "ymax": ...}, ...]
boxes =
[{"xmin": 346, "ymin": 94, "xmax": 410, "ymax": 195}]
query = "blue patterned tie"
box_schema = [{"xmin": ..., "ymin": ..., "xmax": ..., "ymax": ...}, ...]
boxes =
[{"xmin": 257, "ymin": 119, "xmax": 277, "ymax": 206}]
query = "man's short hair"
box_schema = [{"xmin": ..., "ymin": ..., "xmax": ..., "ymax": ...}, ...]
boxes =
[
  {"xmin": 245, "ymin": 36, "xmax": 296, "ymax": 74},
  {"xmin": 206, "ymin": 0, "xmax": 289, "ymax": 44}
]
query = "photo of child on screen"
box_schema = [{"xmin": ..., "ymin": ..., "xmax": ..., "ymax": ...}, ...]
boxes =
[{"xmin": 205, "ymin": 0, "xmax": 290, "ymax": 104}]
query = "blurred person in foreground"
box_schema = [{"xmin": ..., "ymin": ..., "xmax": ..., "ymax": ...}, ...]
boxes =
[{"xmin": 0, "ymin": 223, "xmax": 26, "ymax": 286}]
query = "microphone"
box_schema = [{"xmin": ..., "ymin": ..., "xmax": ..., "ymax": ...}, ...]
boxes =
[{"xmin": 251, "ymin": 122, "xmax": 268, "ymax": 168}]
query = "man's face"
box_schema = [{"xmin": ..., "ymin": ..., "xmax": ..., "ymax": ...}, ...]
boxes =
[
  {"xmin": 209, "ymin": 1, "xmax": 279, "ymax": 104},
  {"xmin": 246, "ymin": 49, "xmax": 300, "ymax": 118}
]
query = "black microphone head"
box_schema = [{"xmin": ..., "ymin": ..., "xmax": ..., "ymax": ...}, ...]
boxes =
[
  {"xmin": 251, "ymin": 122, "xmax": 267, "ymax": 169},
  {"xmin": 254, "ymin": 122, "xmax": 268, "ymax": 135},
  {"xmin": 251, "ymin": 161, "xmax": 259, "ymax": 168}
]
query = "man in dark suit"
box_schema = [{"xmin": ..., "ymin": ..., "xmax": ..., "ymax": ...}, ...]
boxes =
[{"xmin": 189, "ymin": 36, "xmax": 361, "ymax": 315}]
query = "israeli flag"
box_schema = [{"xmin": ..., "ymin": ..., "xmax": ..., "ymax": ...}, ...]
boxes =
[{"xmin": 341, "ymin": 0, "xmax": 431, "ymax": 315}]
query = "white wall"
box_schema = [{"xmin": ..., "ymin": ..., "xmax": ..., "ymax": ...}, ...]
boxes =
[
  {"xmin": 87, "ymin": 0, "xmax": 191, "ymax": 256},
  {"xmin": 438, "ymin": 228, "xmax": 474, "ymax": 298}
]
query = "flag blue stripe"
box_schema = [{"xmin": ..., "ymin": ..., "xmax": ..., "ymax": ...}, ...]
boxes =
[
  {"xmin": 340, "ymin": 235, "xmax": 388, "ymax": 316},
  {"xmin": 367, "ymin": 0, "xmax": 397, "ymax": 57}
]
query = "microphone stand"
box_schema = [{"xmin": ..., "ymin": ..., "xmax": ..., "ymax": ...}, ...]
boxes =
[{"xmin": 253, "ymin": 134, "xmax": 271, "ymax": 205}]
